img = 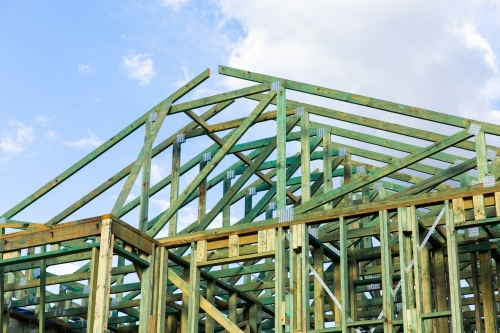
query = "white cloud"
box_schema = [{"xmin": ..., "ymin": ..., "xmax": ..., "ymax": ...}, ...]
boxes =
[
  {"xmin": 126, "ymin": 193, "xmax": 136, "ymax": 203},
  {"xmin": 217, "ymin": 0, "xmax": 500, "ymax": 126},
  {"xmin": 173, "ymin": 66, "xmax": 192, "ymax": 88},
  {"xmin": 150, "ymin": 198, "xmax": 170, "ymax": 210},
  {"xmin": 0, "ymin": 120, "xmax": 35, "ymax": 155},
  {"xmin": 151, "ymin": 161, "xmax": 169, "ymax": 184},
  {"xmin": 46, "ymin": 130, "xmax": 60, "ymax": 141},
  {"xmin": 489, "ymin": 110, "xmax": 500, "ymax": 123},
  {"xmin": 178, "ymin": 206, "xmax": 197, "ymax": 231},
  {"xmin": 64, "ymin": 131, "xmax": 102, "ymax": 148},
  {"xmin": 451, "ymin": 22, "xmax": 498, "ymax": 72},
  {"xmin": 161, "ymin": 0, "xmax": 188, "ymax": 11},
  {"xmin": 35, "ymin": 115, "xmax": 51, "ymax": 123},
  {"xmin": 122, "ymin": 51, "xmax": 157, "ymax": 85},
  {"xmin": 77, "ymin": 63, "xmax": 92, "ymax": 75}
]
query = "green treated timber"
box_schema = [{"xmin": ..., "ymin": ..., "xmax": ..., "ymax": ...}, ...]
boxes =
[
  {"xmin": 107, "ymin": 316, "xmax": 138, "ymax": 325},
  {"xmin": 144, "ymin": 148, "xmax": 264, "ymax": 229},
  {"xmin": 196, "ymin": 251, "xmax": 275, "ymax": 268},
  {"xmin": 247, "ymin": 94, "xmax": 499, "ymax": 155},
  {"xmin": 159, "ymin": 182, "xmax": 500, "ymax": 248},
  {"xmin": 210, "ymin": 263, "xmax": 276, "ymax": 279},
  {"xmin": 388, "ymin": 157, "xmax": 477, "ymax": 199},
  {"xmin": 309, "ymin": 328, "xmax": 342, "ymax": 333},
  {"xmin": 339, "ymin": 216, "xmax": 349, "ymax": 332},
  {"xmin": 236, "ymin": 135, "xmax": 323, "ymax": 225},
  {"xmin": 45, "ymin": 299, "xmax": 140, "ymax": 319},
  {"xmin": 353, "ymin": 162, "xmax": 455, "ymax": 191},
  {"xmin": 309, "ymin": 121, "xmax": 464, "ymax": 165},
  {"xmin": 147, "ymin": 90, "xmax": 276, "ymax": 237},
  {"xmin": 296, "ymin": 128, "xmax": 473, "ymax": 214},
  {"xmin": 145, "ymin": 147, "xmax": 263, "ymax": 229},
  {"xmin": 175, "ymin": 152, "xmax": 301, "ymax": 257},
  {"xmin": 309, "ymin": 234, "xmax": 339, "ymax": 261},
  {"xmin": 219, "ymin": 65, "xmax": 500, "ymax": 136},
  {"xmin": 139, "ymin": 119, "xmax": 152, "ymax": 232},
  {"xmin": 0, "ymin": 243, "xmax": 99, "ymax": 268},
  {"xmin": 454, "ymin": 215, "xmax": 500, "ymax": 228},
  {"xmin": 185, "ymin": 109, "xmax": 299, "ymax": 202},
  {"xmin": 46, "ymin": 80, "xmax": 227, "ymax": 227},
  {"xmin": 276, "ymin": 86, "xmax": 287, "ymax": 211},
  {"xmin": 11, "ymin": 282, "xmax": 142, "ymax": 307},
  {"xmin": 184, "ymin": 107, "xmax": 296, "ymax": 140},
  {"xmin": 3, "ymin": 251, "xmax": 92, "ymax": 273},
  {"xmin": 111, "ymin": 69, "xmax": 235, "ymax": 215},
  {"xmin": 356, "ymin": 162, "xmax": 454, "ymax": 192},
  {"xmin": 168, "ymin": 251, "xmax": 275, "ymax": 316},
  {"xmin": 111, "ymin": 95, "xmax": 173, "ymax": 215},
  {"xmin": 169, "ymin": 82, "xmax": 271, "ymax": 113},
  {"xmin": 113, "ymin": 244, "xmax": 149, "ymax": 267},
  {"xmin": 421, "ymin": 311, "xmax": 452, "ymax": 319},
  {"xmin": 166, "ymin": 168, "xmax": 281, "ymax": 241},
  {"xmin": 329, "ymin": 141, "xmax": 459, "ymax": 181},
  {"xmin": 179, "ymin": 129, "xmax": 318, "ymax": 212},
  {"xmin": 4, "ymin": 68, "xmax": 209, "ymax": 222},
  {"xmin": 235, "ymin": 184, "xmax": 301, "ymax": 226},
  {"xmin": 445, "ymin": 200, "xmax": 464, "ymax": 332},
  {"xmin": 347, "ymin": 319, "xmax": 385, "ymax": 327},
  {"xmin": 232, "ymin": 148, "xmax": 333, "ymax": 177}
]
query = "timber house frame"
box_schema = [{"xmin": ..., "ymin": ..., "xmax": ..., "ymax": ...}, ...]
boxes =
[{"xmin": 2, "ymin": 66, "xmax": 500, "ymax": 332}]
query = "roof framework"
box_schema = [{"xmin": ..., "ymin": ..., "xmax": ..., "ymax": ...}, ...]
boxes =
[{"xmin": 2, "ymin": 66, "xmax": 500, "ymax": 332}]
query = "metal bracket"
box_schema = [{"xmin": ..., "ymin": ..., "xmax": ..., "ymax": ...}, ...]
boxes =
[
  {"xmin": 148, "ymin": 112, "xmax": 158, "ymax": 123},
  {"xmin": 487, "ymin": 149, "xmax": 498, "ymax": 161},
  {"xmin": 295, "ymin": 106, "xmax": 304, "ymax": 117},
  {"xmin": 271, "ymin": 81, "xmax": 281, "ymax": 91},
  {"xmin": 483, "ymin": 175, "xmax": 495, "ymax": 188},
  {"xmin": 468, "ymin": 227, "xmax": 479, "ymax": 237},
  {"xmin": 202, "ymin": 152, "xmax": 212, "ymax": 163},
  {"xmin": 176, "ymin": 133, "xmax": 186, "ymax": 144},
  {"xmin": 278, "ymin": 208, "xmax": 294, "ymax": 223},
  {"xmin": 468, "ymin": 123, "xmax": 481, "ymax": 135}
]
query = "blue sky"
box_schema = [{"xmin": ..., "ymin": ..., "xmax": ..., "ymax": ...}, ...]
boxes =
[{"xmin": 1, "ymin": 1, "xmax": 499, "ymax": 231}]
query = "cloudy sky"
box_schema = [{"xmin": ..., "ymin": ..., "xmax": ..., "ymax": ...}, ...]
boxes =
[{"xmin": 1, "ymin": 1, "xmax": 499, "ymax": 229}]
